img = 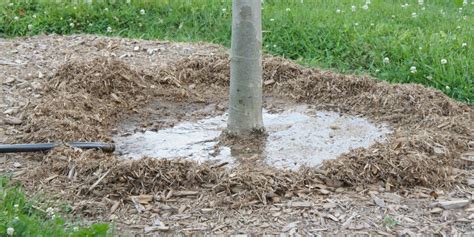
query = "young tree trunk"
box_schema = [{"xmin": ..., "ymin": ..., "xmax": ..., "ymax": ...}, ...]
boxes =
[{"xmin": 227, "ymin": 0, "xmax": 263, "ymax": 136}]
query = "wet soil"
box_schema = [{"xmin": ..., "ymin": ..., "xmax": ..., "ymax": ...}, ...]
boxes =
[
  {"xmin": 0, "ymin": 35, "xmax": 473, "ymax": 236},
  {"xmin": 114, "ymin": 104, "xmax": 391, "ymax": 170}
]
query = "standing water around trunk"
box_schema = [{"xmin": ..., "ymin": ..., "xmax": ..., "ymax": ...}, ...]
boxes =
[{"xmin": 114, "ymin": 105, "xmax": 391, "ymax": 170}]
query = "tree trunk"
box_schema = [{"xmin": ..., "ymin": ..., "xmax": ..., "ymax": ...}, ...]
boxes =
[{"xmin": 227, "ymin": 0, "xmax": 263, "ymax": 136}]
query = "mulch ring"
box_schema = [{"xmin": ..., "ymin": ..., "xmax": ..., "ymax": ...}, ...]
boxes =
[{"xmin": 15, "ymin": 53, "xmax": 473, "ymax": 209}]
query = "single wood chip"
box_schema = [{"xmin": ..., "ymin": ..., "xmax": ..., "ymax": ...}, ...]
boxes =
[
  {"xmin": 264, "ymin": 79, "xmax": 275, "ymax": 86},
  {"xmin": 456, "ymin": 218, "xmax": 471, "ymax": 223},
  {"xmin": 288, "ymin": 201, "xmax": 312, "ymax": 208},
  {"xmin": 372, "ymin": 196, "xmax": 386, "ymax": 208},
  {"xmin": 434, "ymin": 200, "xmax": 470, "ymax": 210},
  {"xmin": 319, "ymin": 189, "xmax": 331, "ymax": 195},
  {"xmin": 282, "ymin": 221, "xmax": 299, "ymax": 232},
  {"xmin": 341, "ymin": 212, "xmax": 358, "ymax": 228},
  {"xmin": 460, "ymin": 152, "xmax": 474, "ymax": 162},
  {"xmin": 330, "ymin": 125, "xmax": 340, "ymax": 130},
  {"xmin": 110, "ymin": 201, "xmax": 120, "ymax": 214},
  {"xmin": 67, "ymin": 166, "xmax": 76, "ymax": 180},
  {"xmin": 0, "ymin": 60, "xmax": 26, "ymax": 66},
  {"xmin": 178, "ymin": 205, "xmax": 186, "ymax": 214},
  {"xmin": 322, "ymin": 202, "xmax": 337, "ymax": 209},
  {"xmin": 144, "ymin": 225, "xmax": 169, "ymax": 233},
  {"xmin": 153, "ymin": 219, "xmax": 167, "ymax": 227},
  {"xmin": 110, "ymin": 93, "xmax": 121, "ymax": 102},
  {"xmin": 131, "ymin": 197, "xmax": 146, "ymax": 213},
  {"xmin": 323, "ymin": 213, "xmax": 339, "ymax": 222},
  {"xmin": 45, "ymin": 175, "xmax": 59, "ymax": 182},
  {"xmin": 173, "ymin": 191, "xmax": 199, "ymax": 197},
  {"xmin": 13, "ymin": 170, "xmax": 26, "ymax": 178},
  {"xmin": 430, "ymin": 207, "xmax": 443, "ymax": 214},
  {"xmin": 2, "ymin": 77, "xmax": 15, "ymax": 84},
  {"xmin": 165, "ymin": 189, "xmax": 173, "ymax": 199},
  {"xmin": 382, "ymin": 193, "xmax": 402, "ymax": 203},
  {"xmin": 130, "ymin": 195, "xmax": 153, "ymax": 204},
  {"xmin": 210, "ymin": 162, "xmax": 228, "ymax": 169},
  {"xmin": 212, "ymin": 224, "xmax": 227, "ymax": 232},
  {"xmin": 201, "ymin": 208, "xmax": 214, "ymax": 213},
  {"xmin": 467, "ymin": 179, "xmax": 474, "ymax": 187},
  {"xmin": 398, "ymin": 229, "xmax": 417, "ymax": 237},
  {"xmin": 3, "ymin": 108, "xmax": 15, "ymax": 114},
  {"xmin": 88, "ymin": 170, "xmax": 110, "ymax": 191},
  {"xmin": 4, "ymin": 116, "xmax": 22, "ymax": 125}
]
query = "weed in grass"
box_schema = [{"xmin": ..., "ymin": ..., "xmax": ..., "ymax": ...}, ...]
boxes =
[
  {"xmin": 0, "ymin": 0, "xmax": 472, "ymax": 103},
  {"xmin": 0, "ymin": 176, "xmax": 111, "ymax": 237}
]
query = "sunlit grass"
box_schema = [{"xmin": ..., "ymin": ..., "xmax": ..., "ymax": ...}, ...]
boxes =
[
  {"xmin": 0, "ymin": 176, "xmax": 111, "ymax": 236},
  {"xmin": 0, "ymin": 0, "xmax": 472, "ymax": 103}
]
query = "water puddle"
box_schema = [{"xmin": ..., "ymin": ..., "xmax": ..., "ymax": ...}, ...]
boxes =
[{"xmin": 114, "ymin": 105, "xmax": 391, "ymax": 170}]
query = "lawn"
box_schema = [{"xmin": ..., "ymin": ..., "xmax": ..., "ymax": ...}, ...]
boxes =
[
  {"xmin": 0, "ymin": 0, "xmax": 472, "ymax": 103},
  {"xmin": 0, "ymin": 176, "xmax": 111, "ymax": 236}
]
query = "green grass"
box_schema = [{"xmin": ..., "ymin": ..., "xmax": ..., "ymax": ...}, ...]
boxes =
[
  {"xmin": 0, "ymin": 176, "xmax": 111, "ymax": 236},
  {"xmin": 0, "ymin": 0, "xmax": 472, "ymax": 103}
]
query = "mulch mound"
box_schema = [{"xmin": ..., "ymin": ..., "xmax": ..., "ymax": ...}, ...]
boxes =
[
  {"xmin": 175, "ymin": 55, "xmax": 472, "ymax": 188},
  {"xmin": 16, "ymin": 58, "xmax": 187, "ymax": 143},
  {"xmin": 17, "ymin": 53, "xmax": 473, "ymax": 208}
]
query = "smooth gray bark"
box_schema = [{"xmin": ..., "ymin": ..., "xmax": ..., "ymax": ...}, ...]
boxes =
[{"xmin": 227, "ymin": 0, "xmax": 263, "ymax": 136}]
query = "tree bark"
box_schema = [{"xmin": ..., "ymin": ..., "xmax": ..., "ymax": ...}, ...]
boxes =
[{"xmin": 227, "ymin": 0, "xmax": 263, "ymax": 136}]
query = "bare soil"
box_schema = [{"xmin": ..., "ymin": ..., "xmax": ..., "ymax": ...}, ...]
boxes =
[{"xmin": 1, "ymin": 35, "xmax": 473, "ymax": 236}]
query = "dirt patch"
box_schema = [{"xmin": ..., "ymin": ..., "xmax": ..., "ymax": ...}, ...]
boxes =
[{"xmin": 1, "ymin": 35, "xmax": 473, "ymax": 235}]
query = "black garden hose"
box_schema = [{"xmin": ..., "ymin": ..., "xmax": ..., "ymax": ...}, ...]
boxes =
[{"xmin": 0, "ymin": 142, "xmax": 115, "ymax": 153}]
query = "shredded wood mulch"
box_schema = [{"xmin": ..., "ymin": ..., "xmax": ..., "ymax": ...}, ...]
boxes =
[
  {"xmin": 1, "ymin": 35, "xmax": 472, "ymax": 235},
  {"xmin": 174, "ymin": 54, "xmax": 473, "ymax": 188},
  {"xmin": 19, "ymin": 54, "xmax": 472, "ymax": 191}
]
